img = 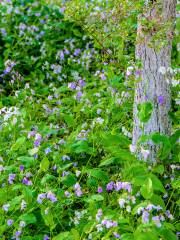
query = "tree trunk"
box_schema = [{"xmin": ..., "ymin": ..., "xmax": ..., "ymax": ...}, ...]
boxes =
[{"xmin": 132, "ymin": 0, "xmax": 177, "ymax": 162}]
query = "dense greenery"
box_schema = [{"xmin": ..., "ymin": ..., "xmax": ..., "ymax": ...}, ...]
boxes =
[{"xmin": 0, "ymin": 0, "xmax": 179, "ymax": 239}]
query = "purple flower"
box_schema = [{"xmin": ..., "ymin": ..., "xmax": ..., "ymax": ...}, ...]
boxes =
[
  {"xmin": 142, "ymin": 211, "xmax": 149, "ymax": 224},
  {"xmin": 7, "ymin": 219, "xmax": 14, "ymax": 226},
  {"xmin": 61, "ymin": 155, "xmax": 70, "ymax": 161},
  {"xmin": 45, "ymin": 147, "xmax": 51, "ymax": 155},
  {"xmin": 15, "ymin": 231, "xmax": 22, "ymax": 237},
  {"xmin": 113, "ymin": 232, "xmax": 120, "ymax": 238},
  {"xmin": 68, "ymin": 82, "xmax": 76, "ymax": 90},
  {"xmin": 114, "ymin": 182, "xmax": 122, "ymax": 191},
  {"xmin": 96, "ymin": 209, "xmax": 103, "ymax": 221},
  {"xmin": 74, "ymin": 48, "xmax": 81, "ymax": 56},
  {"xmin": 8, "ymin": 173, "xmax": 16, "ymax": 184},
  {"xmin": 0, "ymin": 28, "xmax": 7, "ymax": 36},
  {"xmin": 2, "ymin": 204, "xmax": 10, "ymax": 212},
  {"xmin": 22, "ymin": 177, "xmax": 32, "ymax": 186},
  {"xmin": 60, "ymin": 6, "xmax": 66, "ymax": 14},
  {"xmin": 76, "ymin": 91, "xmax": 83, "ymax": 100},
  {"xmin": 78, "ymin": 79, "xmax": 86, "ymax": 87},
  {"xmin": 100, "ymin": 73, "xmax": 106, "ymax": 80},
  {"xmin": 64, "ymin": 191, "xmax": 71, "ymax": 198},
  {"xmin": 158, "ymin": 95, "xmax": 165, "ymax": 105},
  {"xmin": 34, "ymin": 139, "xmax": 41, "ymax": 147},
  {"xmin": 19, "ymin": 221, "xmax": 26, "ymax": 228},
  {"xmin": 47, "ymin": 192, "xmax": 57, "ymax": 203},
  {"xmin": 106, "ymin": 181, "xmax": 114, "ymax": 191},
  {"xmin": 97, "ymin": 186, "xmax": 103, "ymax": 193},
  {"xmin": 43, "ymin": 235, "xmax": 50, "ymax": 240},
  {"xmin": 37, "ymin": 193, "xmax": 46, "ymax": 204},
  {"xmin": 19, "ymin": 165, "xmax": 24, "ymax": 171},
  {"xmin": 119, "ymin": 198, "xmax": 125, "ymax": 208}
]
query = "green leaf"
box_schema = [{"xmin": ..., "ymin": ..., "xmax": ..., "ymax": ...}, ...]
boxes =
[
  {"xmin": 151, "ymin": 133, "xmax": 171, "ymax": 159},
  {"xmin": 64, "ymin": 114, "xmax": 74, "ymax": 127},
  {"xmin": 137, "ymin": 102, "xmax": 153, "ymax": 123},
  {"xmin": 40, "ymin": 157, "xmax": 49, "ymax": 172},
  {"xmin": 121, "ymin": 233, "xmax": 134, "ymax": 240},
  {"xmin": 149, "ymin": 174, "xmax": 165, "ymax": 193},
  {"xmin": 86, "ymin": 194, "xmax": 104, "ymax": 202},
  {"xmin": 17, "ymin": 156, "xmax": 36, "ymax": 168},
  {"xmin": 84, "ymin": 169, "xmax": 108, "ymax": 182},
  {"xmin": 150, "ymin": 194, "xmax": 166, "ymax": 210},
  {"xmin": 53, "ymin": 232, "xmax": 70, "ymax": 240},
  {"xmin": 11, "ymin": 137, "xmax": 26, "ymax": 151},
  {"xmin": 41, "ymin": 207, "xmax": 56, "ymax": 231},
  {"xmin": 20, "ymin": 213, "xmax": 37, "ymax": 225},
  {"xmin": 153, "ymin": 165, "xmax": 164, "ymax": 174},
  {"xmin": 62, "ymin": 174, "xmax": 77, "ymax": 187},
  {"xmin": 140, "ymin": 178, "xmax": 153, "ymax": 199}
]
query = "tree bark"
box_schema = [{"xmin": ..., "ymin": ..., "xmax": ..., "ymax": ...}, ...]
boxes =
[{"xmin": 132, "ymin": 0, "xmax": 177, "ymax": 162}]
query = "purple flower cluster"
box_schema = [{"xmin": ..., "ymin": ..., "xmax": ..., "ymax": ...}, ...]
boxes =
[
  {"xmin": 37, "ymin": 191, "xmax": 57, "ymax": 204},
  {"xmin": 106, "ymin": 181, "xmax": 132, "ymax": 193},
  {"xmin": 101, "ymin": 219, "xmax": 118, "ymax": 229},
  {"xmin": 74, "ymin": 182, "xmax": 83, "ymax": 197},
  {"xmin": 8, "ymin": 173, "xmax": 16, "ymax": 184}
]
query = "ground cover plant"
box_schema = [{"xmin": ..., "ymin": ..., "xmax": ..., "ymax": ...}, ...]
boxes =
[{"xmin": 0, "ymin": 0, "xmax": 179, "ymax": 239}]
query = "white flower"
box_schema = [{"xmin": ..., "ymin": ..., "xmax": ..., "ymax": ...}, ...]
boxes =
[
  {"xmin": 141, "ymin": 148, "xmax": 150, "ymax": 161},
  {"xmin": 129, "ymin": 144, "xmax": 136, "ymax": 153}
]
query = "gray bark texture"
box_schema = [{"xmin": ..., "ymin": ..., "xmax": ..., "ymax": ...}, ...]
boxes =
[{"xmin": 132, "ymin": 0, "xmax": 177, "ymax": 161}]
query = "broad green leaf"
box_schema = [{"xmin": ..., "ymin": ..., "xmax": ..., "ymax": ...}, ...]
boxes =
[
  {"xmin": 53, "ymin": 232, "xmax": 70, "ymax": 240},
  {"xmin": 40, "ymin": 157, "xmax": 49, "ymax": 172},
  {"xmin": 86, "ymin": 194, "xmax": 104, "ymax": 202},
  {"xmin": 20, "ymin": 213, "xmax": 37, "ymax": 225},
  {"xmin": 121, "ymin": 233, "xmax": 134, "ymax": 240},
  {"xmin": 137, "ymin": 102, "xmax": 153, "ymax": 123},
  {"xmin": 11, "ymin": 137, "xmax": 26, "ymax": 151},
  {"xmin": 151, "ymin": 133, "xmax": 171, "ymax": 159},
  {"xmin": 17, "ymin": 156, "xmax": 35, "ymax": 168},
  {"xmin": 84, "ymin": 169, "xmax": 108, "ymax": 181},
  {"xmin": 140, "ymin": 178, "xmax": 153, "ymax": 199},
  {"xmin": 150, "ymin": 194, "xmax": 166, "ymax": 210},
  {"xmin": 149, "ymin": 174, "xmax": 165, "ymax": 193}
]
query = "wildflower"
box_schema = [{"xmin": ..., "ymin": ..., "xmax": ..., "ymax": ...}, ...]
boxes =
[
  {"xmin": 7, "ymin": 219, "xmax": 14, "ymax": 226},
  {"xmin": 74, "ymin": 49, "xmax": 81, "ymax": 56},
  {"xmin": 45, "ymin": 147, "xmax": 51, "ymax": 154},
  {"xmin": 64, "ymin": 191, "xmax": 71, "ymax": 198},
  {"xmin": 152, "ymin": 216, "xmax": 161, "ymax": 227},
  {"xmin": 0, "ymin": 28, "xmax": 7, "ymax": 37},
  {"xmin": 97, "ymin": 108, "xmax": 102, "ymax": 114},
  {"xmin": 126, "ymin": 66, "xmax": 134, "ymax": 76},
  {"xmin": 129, "ymin": 144, "xmax": 136, "ymax": 153},
  {"xmin": 8, "ymin": 173, "xmax": 16, "ymax": 184},
  {"xmin": 37, "ymin": 193, "xmax": 46, "ymax": 204},
  {"xmin": 47, "ymin": 192, "xmax": 57, "ymax": 203},
  {"xmin": 74, "ymin": 183, "xmax": 83, "ymax": 197},
  {"xmin": 142, "ymin": 211, "xmax": 149, "ymax": 224},
  {"xmin": 19, "ymin": 221, "xmax": 26, "ymax": 228},
  {"xmin": 141, "ymin": 148, "xmax": 150, "ymax": 161},
  {"xmin": 119, "ymin": 198, "xmax": 125, "ymax": 208},
  {"xmin": 114, "ymin": 182, "xmax": 122, "ymax": 191},
  {"xmin": 62, "ymin": 155, "xmax": 70, "ymax": 161},
  {"xmin": 2, "ymin": 203, "xmax": 10, "ymax": 212},
  {"xmin": 113, "ymin": 232, "xmax": 120, "ymax": 238},
  {"xmin": 15, "ymin": 230, "xmax": 22, "ymax": 237},
  {"xmin": 96, "ymin": 117, "xmax": 104, "ymax": 125},
  {"xmin": 19, "ymin": 165, "xmax": 24, "ymax": 171},
  {"xmin": 43, "ymin": 235, "xmax": 50, "ymax": 240},
  {"xmin": 158, "ymin": 95, "xmax": 165, "ymax": 105},
  {"xmin": 96, "ymin": 209, "xmax": 103, "ymax": 221},
  {"xmin": 75, "ymin": 170, "xmax": 81, "ymax": 177},
  {"xmin": 0, "ymin": 165, "xmax": 4, "ymax": 172},
  {"xmin": 76, "ymin": 91, "xmax": 83, "ymax": 100},
  {"xmin": 126, "ymin": 205, "xmax": 131, "ymax": 212},
  {"xmin": 21, "ymin": 200, "xmax": 27, "ymax": 210},
  {"xmin": 22, "ymin": 177, "xmax": 32, "ymax": 186},
  {"xmin": 97, "ymin": 186, "xmax": 103, "ymax": 193},
  {"xmin": 106, "ymin": 181, "xmax": 114, "ymax": 191},
  {"xmin": 78, "ymin": 79, "xmax": 86, "ymax": 87}
]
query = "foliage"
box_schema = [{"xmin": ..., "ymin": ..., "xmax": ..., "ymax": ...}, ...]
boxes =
[{"xmin": 0, "ymin": 0, "xmax": 179, "ymax": 240}]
